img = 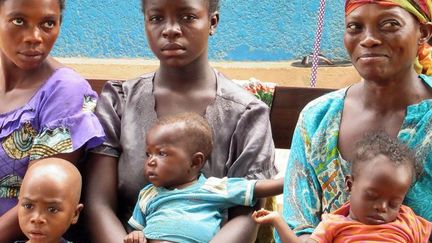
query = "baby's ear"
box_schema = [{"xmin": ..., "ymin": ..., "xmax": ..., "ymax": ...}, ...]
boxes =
[
  {"xmin": 71, "ymin": 203, "xmax": 84, "ymax": 225},
  {"xmin": 191, "ymin": 152, "xmax": 205, "ymax": 170},
  {"xmin": 345, "ymin": 175, "xmax": 353, "ymax": 192}
]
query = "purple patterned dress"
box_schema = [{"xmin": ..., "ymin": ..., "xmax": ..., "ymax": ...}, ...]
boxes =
[{"xmin": 0, "ymin": 67, "xmax": 105, "ymax": 215}]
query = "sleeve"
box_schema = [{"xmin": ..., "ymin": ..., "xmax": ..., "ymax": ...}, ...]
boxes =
[
  {"xmin": 29, "ymin": 72, "xmax": 105, "ymax": 160},
  {"xmin": 403, "ymin": 206, "xmax": 432, "ymax": 242},
  {"xmin": 202, "ymin": 177, "xmax": 257, "ymax": 208},
  {"xmin": 227, "ymin": 178, "xmax": 257, "ymax": 206},
  {"xmin": 227, "ymin": 100, "xmax": 277, "ymax": 180},
  {"xmin": 128, "ymin": 194, "xmax": 146, "ymax": 231},
  {"xmin": 280, "ymin": 112, "xmax": 323, "ymax": 236},
  {"xmin": 89, "ymin": 80, "xmax": 124, "ymax": 157},
  {"xmin": 308, "ymin": 215, "xmax": 335, "ymax": 243}
]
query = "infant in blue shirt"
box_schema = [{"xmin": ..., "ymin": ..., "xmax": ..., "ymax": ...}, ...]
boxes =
[{"xmin": 125, "ymin": 112, "xmax": 283, "ymax": 243}]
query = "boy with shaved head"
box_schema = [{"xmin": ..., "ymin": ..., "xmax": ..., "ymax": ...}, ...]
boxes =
[{"xmin": 17, "ymin": 158, "xmax": 83, "ymax": 243}]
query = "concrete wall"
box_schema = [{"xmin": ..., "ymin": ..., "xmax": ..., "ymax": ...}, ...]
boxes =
[{"xmin": 53, "ymin": 0, "xmax": 347, "ymax": 61}]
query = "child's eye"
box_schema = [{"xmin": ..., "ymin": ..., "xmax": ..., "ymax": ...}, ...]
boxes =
[
  {"xmin": 158, "ymin": 151, "xmax": 167, "ymax": 157},
  {"xmin": 47, "ymin": 207, "xmax": 59, "ymax": 213},
  {"xmin": 12, "ymin": 18, "xmax": 24, "ymax": 26},
  {"xmin": 42, "ymin": 20, "xmax": 56, "ymax": 29},
  {"xmin": 389, "ymin": 200, "xmax": 401, "ymax": 209},
  {"xmin": 364, "ymin": 191, "xmax": 378, "ymax": 200},
  {"xmin": 22, "ymin": 203, "xmax": 33, "ymax": 210},
  {"xmin": 145, "ymin": 152, "xmax": 150, "ymax": 157}
]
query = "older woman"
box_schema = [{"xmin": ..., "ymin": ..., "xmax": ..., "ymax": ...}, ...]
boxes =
[{"xmin": 281, "ymin": 0, "xmax": 432, "ymax": 240}]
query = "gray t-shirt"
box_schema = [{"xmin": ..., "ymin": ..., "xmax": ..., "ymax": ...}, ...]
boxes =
[{"xmin": 91, "ymin": 71, "xmax": 277, "ymax": 224}]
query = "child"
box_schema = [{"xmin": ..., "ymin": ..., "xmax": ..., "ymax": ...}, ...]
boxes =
[
  {"xmin": 86, "ymin": 0, "xmax": 277, "ymax": 242},
  {"xmin": 16, "ymin": 158, "xmax": 83, "ymax": 243},
  {"xmin": 123, "ymin": 112, "xmax": 283, "ymax": 243},
  {"xmin": 253, "ymin": 132, "xmax": 432, "ymax": 243}
]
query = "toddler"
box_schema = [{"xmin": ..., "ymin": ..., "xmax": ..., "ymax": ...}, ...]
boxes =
[
  {"xmin": 17, "ymin": 158, "xmax": 83, "ymax": 243},
  {"xmin": 124, "ymin": 113, "xmax": 283, "ymax": 243},
  {"xmin": 253, "ymin": 132, "xmax": 432, "ymax": 242}
]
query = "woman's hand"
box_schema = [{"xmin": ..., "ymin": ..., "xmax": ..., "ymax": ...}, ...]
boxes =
[
  {"xmin": 124, "ymin": 230, "xmax": 146, "ymax": 243},
  {"xmin": 0, "ymin": 205, "xmax": 24, "ymax": 242}
]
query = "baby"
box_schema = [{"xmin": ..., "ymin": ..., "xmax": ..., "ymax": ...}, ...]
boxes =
[
  {"xmin": 253, "ymin": 132, "xmax": 432, "ymax": 242},
  {"xmin": 17, "ymin": 158, "xmax": 83, "ymax": 243},
  {"xmin": 124, "ymin": 112, "xmax": 283, "ymax": 243}
]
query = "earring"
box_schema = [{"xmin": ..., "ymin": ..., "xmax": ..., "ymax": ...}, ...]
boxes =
[{"xmin": 209, "ymin": 30, "xmax": 214, "ymax": 36}]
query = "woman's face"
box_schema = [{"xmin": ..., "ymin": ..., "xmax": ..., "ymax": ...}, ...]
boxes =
[
  {"xmin": 0, "ymin": 0, "xmax": 61, "ymax": 70},
  {"xmin": 143, "ymin": 0, "xmax": 218, "ymax": 68},
  {"xmin": 344, "ymin": 4, "xmax": 421, "ymax": 82}
]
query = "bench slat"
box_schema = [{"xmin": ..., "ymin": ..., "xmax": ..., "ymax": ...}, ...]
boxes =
[{"xmin": 87, "ymin": 78, "xmax": 115, "ymax": 95}]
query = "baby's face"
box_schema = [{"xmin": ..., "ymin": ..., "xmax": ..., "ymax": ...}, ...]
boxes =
[
  {"xmin": 145, "ymin": 124, "xmax": 196, "ymax": 189},
  {"xmin": 348, "ymin": 154, "xmax": 412, "ymax": 225},
  {"xmin": 18, "ymin": 176, "xmax": 81, "ymax": 243}
]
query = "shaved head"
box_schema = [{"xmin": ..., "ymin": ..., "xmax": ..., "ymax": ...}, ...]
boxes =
[{"xmin": 21, "ymin": 158, "xmax": 82, "ymax": 204}]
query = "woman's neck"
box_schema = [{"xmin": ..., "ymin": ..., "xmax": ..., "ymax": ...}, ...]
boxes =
[
  {"xmin": 156, "ymin": 58, "xmax": 215, "ymax": 91},
  {"xmin": 359, "ymin": 69, "xmax": 431, "ymax": 112},
  {"xmin": 0, "ymin": 57, "xmax": 57, "ymax": 93}
]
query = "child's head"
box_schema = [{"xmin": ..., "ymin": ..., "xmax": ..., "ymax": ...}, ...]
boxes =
[
  {"xmin": 18, "ymin": 158, "xmax": 83, "ymax": 243},
  {"xmin": 145, "ymin": 112, "xmax": 213, "ymax": 189},
  {"xmin": 0, "ymin": 0, "xmax": 64, "ymax": 71},
  {"xmin": 141, "ymin": 0, "xmax": 219, "ymax": 68},
  {"xmin": 346, "ymin": 132, "xmax": 422, "ymax": 225}
]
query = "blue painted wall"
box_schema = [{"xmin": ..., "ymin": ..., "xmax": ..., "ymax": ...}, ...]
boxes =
[{"xmin": 53, "ymin": 0, "xmax": 347, "ymax": 61}]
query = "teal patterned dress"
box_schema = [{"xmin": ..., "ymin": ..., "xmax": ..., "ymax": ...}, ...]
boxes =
[{"xmin": 280, "ymin": 74, "xmax": 432, "ymax": 238}]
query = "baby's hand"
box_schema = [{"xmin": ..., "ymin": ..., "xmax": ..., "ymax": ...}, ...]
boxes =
[
  {"xmin": 124, "ymin": 230, "xmax": 146, "ymax": 243},
  {"xmin": 252, "ymin": 208, "xmax": 281, "ymax": 225}
]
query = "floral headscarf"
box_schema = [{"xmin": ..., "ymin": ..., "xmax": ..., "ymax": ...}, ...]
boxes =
[{"xmin": 345, "ymin": 0, "xmax": 432, "ymax": 75}]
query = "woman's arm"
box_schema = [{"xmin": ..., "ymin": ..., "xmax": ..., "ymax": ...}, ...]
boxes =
[
  {"xmin": 282, "ymin": 118, "xmax": 323, "ymax": 236},
  {"xmin": 0, "ymin": 206, "xmax": 24, "ymax": 242},
  {"xmin": 210, "ymin": 199, "xmax": 265, "ymax": 243},
  {"xmin": 85, "ymin": 153, "xmax": 127, "ymax": 243},
  {"xmin": 210, "ymin": 96, "xmax": 276, "ymax": 242}
]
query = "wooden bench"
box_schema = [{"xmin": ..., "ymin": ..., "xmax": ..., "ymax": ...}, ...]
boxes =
[
  {"xmin": 88, "ymin": 78, "xmax": 335, "ymax": 149},
  {"xmin": 270, "ymin": 86, "xmax": 335, "ymax": 149}
]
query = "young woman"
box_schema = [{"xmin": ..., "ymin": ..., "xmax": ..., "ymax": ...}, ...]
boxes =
[{"xmin": 86, "ymin": 0, "xmax": 277, "ymax": 243}]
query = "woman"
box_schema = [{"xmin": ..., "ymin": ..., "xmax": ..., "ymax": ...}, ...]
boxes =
[
  {"xmin": 282, "ymin": 0, "xmax": 432, "ymax": 241},
  {"xmin": 0, "ymin": 0, "xmax": 104, "ymax": 241},
  {"xmin": 85, "ymin": 0, "xmax": 277, "ymax": 242}
]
